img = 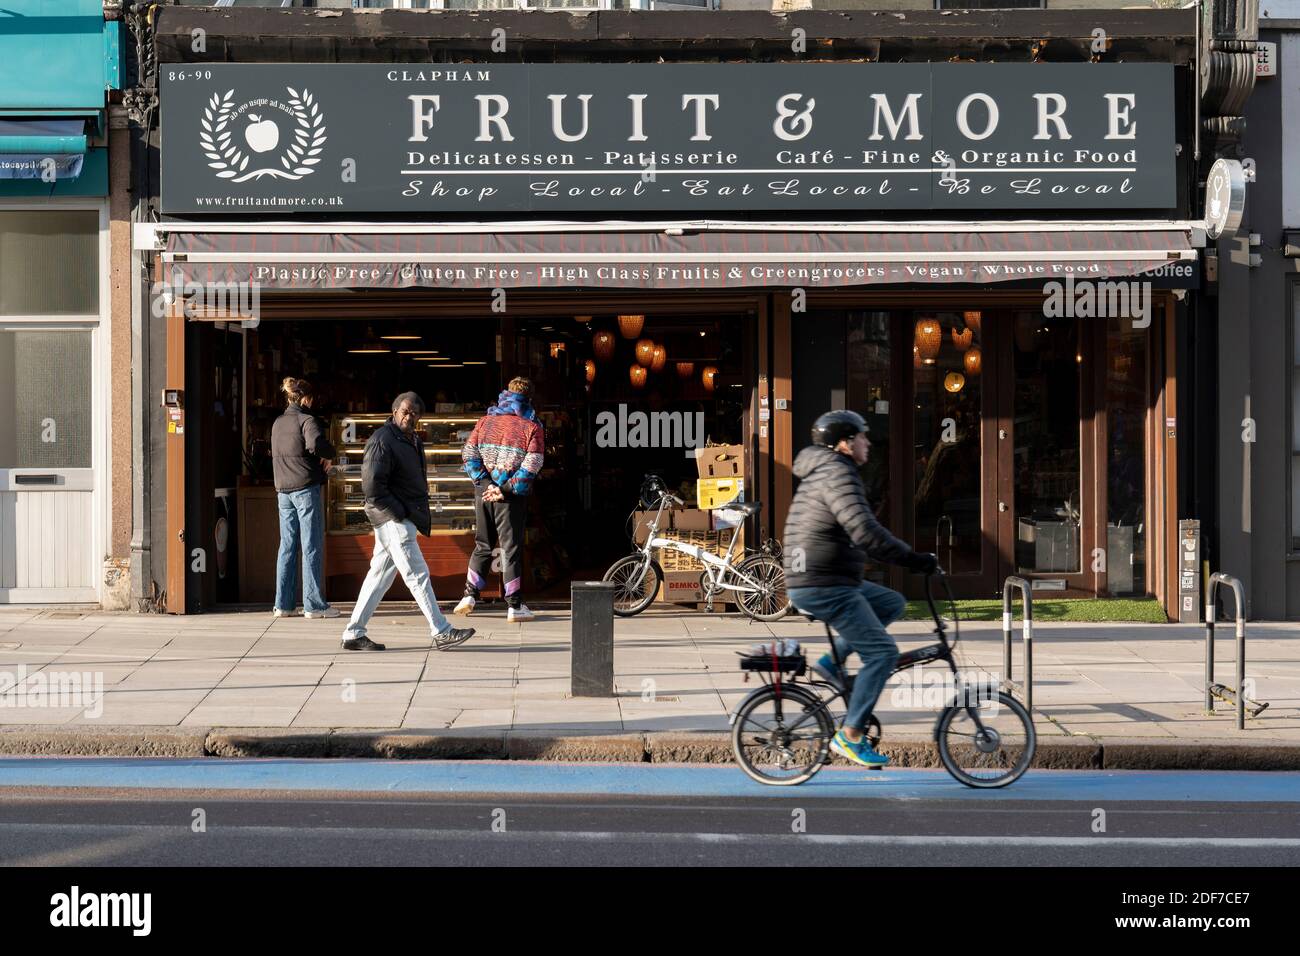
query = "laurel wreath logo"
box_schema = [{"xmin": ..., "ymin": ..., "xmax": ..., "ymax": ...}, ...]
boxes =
[{"xmin": 199, "ymin": 86, "xmax": 328, "ymax": 183}]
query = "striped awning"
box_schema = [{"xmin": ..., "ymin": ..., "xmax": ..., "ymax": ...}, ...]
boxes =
[{"xmin": 162, "ymin": 226, "xmax": 1197, "ymax": 292}]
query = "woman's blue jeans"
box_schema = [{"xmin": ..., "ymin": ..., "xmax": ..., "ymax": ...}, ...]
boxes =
[
  {"xmin": 275, "ymin": 484, "xmax": 328, "ymax": 613},
  {"xmin": 788, "ymin": 580, "xmax": 906, "ymax": 732}
]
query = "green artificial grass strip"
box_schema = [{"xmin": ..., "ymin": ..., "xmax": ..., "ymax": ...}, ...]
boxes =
[{"xmin": 902, "ymin": 597, "xmax": 1168, "ymax": 623}]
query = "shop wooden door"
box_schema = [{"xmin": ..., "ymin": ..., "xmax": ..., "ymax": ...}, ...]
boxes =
[{"xmin": 908, "ymin": 310, "xmax": 1004, "ymax": 598}]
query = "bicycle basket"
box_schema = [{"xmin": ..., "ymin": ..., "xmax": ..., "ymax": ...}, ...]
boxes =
[{"xmin": 737, "ymin": 639, "xmax": 807, "ymax": 676}]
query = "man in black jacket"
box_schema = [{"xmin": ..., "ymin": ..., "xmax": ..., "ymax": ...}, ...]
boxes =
[
  {"xmin": 341, "ymin": 392, "xmax": 475, "ymax": 652},
  {"xmin": 784, "ymin": 409, "xmax": 937, "ymax": 768}
]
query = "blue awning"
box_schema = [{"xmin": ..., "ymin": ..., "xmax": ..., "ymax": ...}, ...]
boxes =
[{"xmin": 0, "ymin": 119, "xmax": 88, "ymax": 181}]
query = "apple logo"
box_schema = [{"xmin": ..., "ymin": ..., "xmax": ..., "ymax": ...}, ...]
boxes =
[{"xmin": 244, "ymin": 114, "xmax": 279, "ymax": 154}]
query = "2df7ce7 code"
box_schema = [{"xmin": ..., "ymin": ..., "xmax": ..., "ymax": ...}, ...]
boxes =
[{"xmin": 1193, "ymin": 893, "xmax": 1250, "ymax": 904}]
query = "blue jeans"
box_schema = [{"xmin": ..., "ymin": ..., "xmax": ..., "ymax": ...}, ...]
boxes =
[
  {"xmin": 343, "ymin": 519, "xmax": 452, "ymax": 642},
  {"xmin": 789, "ymin": 580, "xmax": 906, "ymax": 732},
  {"xmin": 275, "ymin": 485, "xmax": 328, "ymax": 613}
]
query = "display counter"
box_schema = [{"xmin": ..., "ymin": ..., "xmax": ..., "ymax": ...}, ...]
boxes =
[{"xmin": 323, "ymin": 413, "xmax": 497, "ymax": 600}]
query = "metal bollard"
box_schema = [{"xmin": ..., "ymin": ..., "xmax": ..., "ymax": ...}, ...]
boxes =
[
  {"xmin": 1002, "ymin": 576, "xmax": 1033, "ymax": 713},
  {"xmin": 571, "ymin": 581, "xmax": 616, "ymax": 697}
]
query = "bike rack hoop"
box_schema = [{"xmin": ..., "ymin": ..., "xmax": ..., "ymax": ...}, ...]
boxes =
[
  {"xmin": 1205, "ymin": 572, "xmax": 1249, "ymax": 730},
  {"xmin": 1002, "ymin": 576, "xmax": 1033, "ymax": 713}
]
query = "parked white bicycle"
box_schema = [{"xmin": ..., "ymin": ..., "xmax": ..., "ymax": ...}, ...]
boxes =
[{"xmin": 602, "ymin": 475, "xmax": 791, "ymax": 621}]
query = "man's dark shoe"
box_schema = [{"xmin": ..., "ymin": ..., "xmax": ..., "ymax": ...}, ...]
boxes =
[
  {"xmin": 434, "ymin": 626, "xmax": 475, "ymax": 651},
  {"xmin": 341, "ymin": 636, "xmax": 386, "ymax": 652}
]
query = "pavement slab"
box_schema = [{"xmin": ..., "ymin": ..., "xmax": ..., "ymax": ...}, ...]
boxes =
[{"xmin": 0, "ymin": 607, "xmax": 1292, "ymax": 765}]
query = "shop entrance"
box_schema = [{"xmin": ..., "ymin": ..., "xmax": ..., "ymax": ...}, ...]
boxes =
[
  {"xmin": 183, "ymin": 297, "xmax": 753, "ymax": 612},
  {"xmin": 795, "ymin": 302, "xmax": 1154, "ymax": 600}
]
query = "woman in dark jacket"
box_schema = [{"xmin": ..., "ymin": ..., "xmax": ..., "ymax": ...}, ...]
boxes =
[{"xmin": 271, "ymin": 377, "xmax": 337, "ymax": 618}]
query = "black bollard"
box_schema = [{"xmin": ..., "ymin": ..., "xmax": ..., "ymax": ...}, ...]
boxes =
[{"xmin": 571, "ymin": 581, "xmax": 615, "ymax": 697}]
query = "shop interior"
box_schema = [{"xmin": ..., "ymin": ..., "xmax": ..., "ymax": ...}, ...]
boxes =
[
  {"xmin": 793, "ymin": 304, "xmax": 1150, "ymax": 599},
  {"xmin": 190, "ymin": 305, "xmax": 748, "ymax": 610}
]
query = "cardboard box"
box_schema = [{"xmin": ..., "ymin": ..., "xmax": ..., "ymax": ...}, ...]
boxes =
[
  {"xmin": 697, "ymin": 476, "xmax": 742, "ymax": 510},
  {"xmin": 672, "ymin": 508, "xmax": 712, "ymax": 532},
  {"xmin": 659, "ymin": 570, "xmax": 706, "ymax": 604},
  {"xmin": 712, "ymin": 505, "xmax": 747, "ymax": 531},
  {"xmin": 694, "ymin": 444, "xmax": 744, "ymax": 480},
  {"xmin": 633, "ymin": 510, "xmax": 664, "ymax": 545}
]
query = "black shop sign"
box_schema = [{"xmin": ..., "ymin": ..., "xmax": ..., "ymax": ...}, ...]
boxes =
[{"xmin": 160, "ymin": 62, "xmax": 1176, "ymax": 214}]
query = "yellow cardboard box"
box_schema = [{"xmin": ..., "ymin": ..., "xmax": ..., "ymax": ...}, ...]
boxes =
[{"xmin": 697, "ymin": 476, "xmax": 742, "ymax": 510}]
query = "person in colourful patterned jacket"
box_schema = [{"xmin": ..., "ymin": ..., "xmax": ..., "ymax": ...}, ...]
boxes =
[{"xmin": 455, "ymin": 377, "xmax": 546, "ymax": 622}]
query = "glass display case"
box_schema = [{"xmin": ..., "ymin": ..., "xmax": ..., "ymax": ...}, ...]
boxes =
[{"xmin": 326, "ymin": 414, "xmax": 479, "ymax": 535}]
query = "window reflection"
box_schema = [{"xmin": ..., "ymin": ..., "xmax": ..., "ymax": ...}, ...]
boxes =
[
  {"xmin": 1013, "ymin": 312, "xmax": 1081, "ymax": 575},
  {"xmin": 913, "ymin": 311, "xmax": 982, "ymax": 575}
]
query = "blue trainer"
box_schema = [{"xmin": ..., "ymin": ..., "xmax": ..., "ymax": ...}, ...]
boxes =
[
  {"xmin": 811, "ymin": 653, "xmax": 845, "ymax": 690},
  {"xmin": 830, "ymin": 730, "xmax": 890, "ymax": 768}
]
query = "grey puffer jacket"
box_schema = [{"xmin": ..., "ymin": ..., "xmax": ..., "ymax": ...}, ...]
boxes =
[
  {"xmin": 361, "ymin": 421, "xmax": 432, "ymax": 536},
  {"xmin": 782, "ymin": 445, "xmax": 921, "ymax": 589},
  {"xmin": 271, "ymin": 404, "xmax": 336, "ymax": 493}
]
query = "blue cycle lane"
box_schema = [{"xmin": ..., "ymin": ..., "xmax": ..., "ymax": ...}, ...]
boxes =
[{"xmin": 0, "ymin": 758, "xmax": 1298, "ymax": 803}]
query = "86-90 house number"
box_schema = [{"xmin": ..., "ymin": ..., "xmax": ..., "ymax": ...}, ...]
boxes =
[{"xmin": 166, "ymin": 70, "xmax": 214, "ymax": 82}]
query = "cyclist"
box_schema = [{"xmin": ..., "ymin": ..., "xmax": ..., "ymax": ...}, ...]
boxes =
[{"xmin": 783, "ymin": 410, "xmax": 938, "ymax": 768}]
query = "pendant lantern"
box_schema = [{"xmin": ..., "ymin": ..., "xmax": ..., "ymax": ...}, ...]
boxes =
[
  {"xmin": 635, "ymin": 338, "xmax": 656, "ymax": 367},
  {"xmin": 650, "ymin": 344, "xmax": 667, "ymax": 372},
  {"xmin": 618, "ymin": 314, "xmax": 645, "ymax": 339},
  {"xmin": 592, "ymin": 330, "xmax": 616, "ymax": 362},
  {"xmin": 914, "ymin": 318, "xmax": 942, "ymax": 365}
]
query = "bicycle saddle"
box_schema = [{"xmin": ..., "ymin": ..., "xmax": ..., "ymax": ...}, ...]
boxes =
[{"xmin": 728, "ymin": 501, "xmax": 762, "ymax": 516}]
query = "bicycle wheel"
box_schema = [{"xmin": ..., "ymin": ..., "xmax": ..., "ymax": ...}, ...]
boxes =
[
  {"xmin": 602, "ymin": 554, "xmax": 661, "ymax": 617},
  {"xmin": 731, "ymin": 684, "xmax": 834, "ymax": 786},
  {"xmin": 936, "ymin": 690, "xmax": 1036, "ymax": 789},
  {"xmin": 735, "ymin": 554, "xmax": 792, "ymax": 622}
]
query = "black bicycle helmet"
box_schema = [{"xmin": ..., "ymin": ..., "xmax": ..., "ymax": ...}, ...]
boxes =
[
  {"xmin": 811, "ymin": 409, "xmax": 869, "ymax": 448},
  {"xmin": 639, "ymin": 474, "xmax": 669, "ymax": 509}
]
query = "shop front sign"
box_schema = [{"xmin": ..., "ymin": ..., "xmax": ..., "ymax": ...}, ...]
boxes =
[
  {"xmin": 1204, "ymin": 157, "xmax": 1246, "ymax": 239},
  {"xmin": 161, "ymin": 63, "xmax": 1176, "ymax": 214}
]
